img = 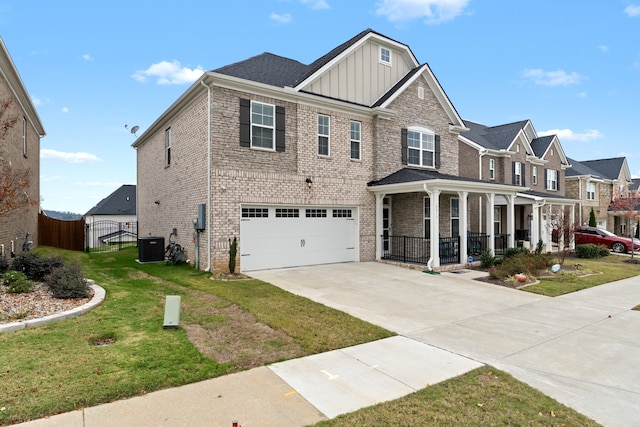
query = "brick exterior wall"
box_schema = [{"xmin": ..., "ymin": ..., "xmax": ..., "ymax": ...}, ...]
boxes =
[
  {"xmin": 137, "ymin": 86, "xmax": 377, "ymax": 272},
  {"xmin": 0, "ymin": 75, "xmax": 40, "ymax": 255}
]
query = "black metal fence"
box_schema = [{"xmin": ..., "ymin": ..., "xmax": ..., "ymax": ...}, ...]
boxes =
[
  {"xmin": 85, "ymin": 220, "xmax": 138, "ymax": 253},
  {"xmin": 382, "ymin": 235, "xmax": 431, "ymax": 264}
]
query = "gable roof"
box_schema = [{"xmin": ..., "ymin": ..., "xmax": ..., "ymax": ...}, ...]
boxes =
[
  {"xmin": 530, "ymin": 135, "xmax": 554, "ymax": 158},
  {"xmin": 567, "ymin": 157, "xmax": 627, "ymax": 181},
  {"xmin": 462, "ymin": 120, "xmax": 530, "ymax": 151},
  {"xmin": 85, "ymin": 184, "xmax": 136, "ymax": 216},
  {"xmin": 213, "ymin": 53, "xmax": 308, "ymax": 88}
]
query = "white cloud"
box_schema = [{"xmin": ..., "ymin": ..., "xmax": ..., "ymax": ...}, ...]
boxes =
[
  {"xmin": 577, "ymin": 91, "xmax": 587, "ymax": 98},
  {"xmin": 374, "ymin": 0, "xmax": 470, "ymax": 24},
  {"xmin": 61, "ymin": 107, "xmax": 69, "ymax": 113},
  {"xmin": 270, "ymin": 12, "xmax": 293, "ymax": 23},
  {"xmin": 300, "ymin": 0, "xmax": 329, "ymax": 9},
  {"xmin": 539, "ymin": 129, "xmax": 604, "ymax": 142},
  {"xmin": 597, "ymin": 45, "xmax": 608, "ymax": 52},
  {"xmin": 522, "ymin": 68, "xmax": 585, "ymax": 86},
  {"xmin": 624, "ymin": 5, "xmax": 640, "ymax": 17},
  {"xmin": 41, "ymin": 148, "xmax": 101, "ymax": 163},
  {"xmin": 132, "ymin": 60, "xmax": 205, "ymax": 85},
  {"xmin": 82, "ymin": 54, "xmax": 93, "ymax": 61}
]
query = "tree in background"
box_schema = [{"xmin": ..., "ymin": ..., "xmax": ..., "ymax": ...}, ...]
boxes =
[
  {"xmin": 588, "ymin": 207, "xmax": 597, "ymax": 227},
  {"xmin": 0, "ymin": 99, "xmax": 37, "ymax": 219},
  {"xmin": 608, "ymin": 185, "xmax": 640, "ymax": 261},
  {"xmin": 550, "ymin": 206, "xmax": 575, "ymax": 265}
]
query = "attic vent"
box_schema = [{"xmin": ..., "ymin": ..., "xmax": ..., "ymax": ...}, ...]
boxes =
[{"xmin": 418, "ymin": 86, "xmax": 424, "ymax": 99}]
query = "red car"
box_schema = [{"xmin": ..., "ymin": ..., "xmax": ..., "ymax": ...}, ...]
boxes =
[{"xmin": 574, "ymin": 226, "xmax": 640, "ymax": 253}]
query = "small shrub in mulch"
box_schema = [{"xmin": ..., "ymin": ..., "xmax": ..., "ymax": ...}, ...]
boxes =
[
  {"xmin": 575, "ymin": 244, "xmax": 610, "ymax": 259},
  {"xmin": 11, "ymin": 253, "xmax": 65, "ymax": 281},
  {"xmin": 489, "ymin": 252, "xmax": 554, "ymax": 281},
  {"xmin": 45, "ymin": 263, "xmax": 90, "ymax": 299},
  {"xmin": 2, "ymin": 270, "xmax": 34, "ymax": 294}
]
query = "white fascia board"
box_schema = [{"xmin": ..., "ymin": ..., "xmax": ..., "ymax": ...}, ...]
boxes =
[{"xmin": 368, "ymin": 179, "xmax": 524, "ymax": 195}]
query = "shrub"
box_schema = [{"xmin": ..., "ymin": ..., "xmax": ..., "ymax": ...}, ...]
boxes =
[
  {"xmin": 489, "ymin": 252, "xmax": 554, "ymax": 280},
  {"xmin": 0, "ymin": 256, "xmax": 9, "ymax": 274},
  {"xmin": 575, "ymin": 244, "xmax": 610, "ymax": 259},
  {"xmin": 480, "ymin": 250, "xmax": 496, "ymax": 269},
  {"xmin": 2, "ymin": 270, "xmax": 34, "ymax": 293},
  {"xmin": 11, "ymin": 253, "xmax": 64, "ymax": 281},
  {"xmin": 45, "ymin": 263, "xmax": 90, "ymax": 299},
  {"xmin": 504, "ymin": 246, "xmax": 530, "ymax": 258}
]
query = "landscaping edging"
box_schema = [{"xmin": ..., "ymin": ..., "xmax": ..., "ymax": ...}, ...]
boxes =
[{"xmin": 0, "ymin": 280, "xmax": 105, "ymax": 333}]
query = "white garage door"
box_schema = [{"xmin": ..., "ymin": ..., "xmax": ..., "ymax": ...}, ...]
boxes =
[{"xmin": 240, "ymin": 206, "xmax": 357, "ymax": 272}]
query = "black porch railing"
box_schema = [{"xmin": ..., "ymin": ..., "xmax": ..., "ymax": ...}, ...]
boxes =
[{"xmin": 382, "ymin": 233, "xmax": 511, "ymax": 266}]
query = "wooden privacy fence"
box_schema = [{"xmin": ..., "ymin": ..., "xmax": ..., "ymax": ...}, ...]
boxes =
[{"xmin": 38, "ymin": 213, "xmax": 85, "ymax": 251}]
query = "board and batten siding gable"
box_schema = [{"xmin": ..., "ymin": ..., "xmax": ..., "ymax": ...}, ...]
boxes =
[{"xmin": 301, "ymin": 40, "xmax": 413, "ymax": 106}]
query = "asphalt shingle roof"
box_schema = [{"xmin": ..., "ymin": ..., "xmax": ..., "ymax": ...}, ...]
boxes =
[
  {"xmin": 567, "ymin": 157, "xmax": 625, "ymax": 180},
  {"xmin": 368, "ymin": 168, "xmax": 495, "ymax": 187},
  {"xmin": 213, "ymin": 53, "xmax": 308, "ymax": 88},
  {"xmin": 462, "ymin": 119, "xmax": 530, "ymax": 150},
  {"xmin": 85, "ymin": 184, "xmax": 136, "ymax": 216}
]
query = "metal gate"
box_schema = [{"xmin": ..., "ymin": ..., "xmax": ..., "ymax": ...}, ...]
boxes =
[{"xmin": 85, "ymin": 220, "xmax": 138, "ymax": 253}]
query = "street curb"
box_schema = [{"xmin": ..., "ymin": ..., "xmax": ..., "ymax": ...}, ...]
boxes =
[{"xmin": 0, "ymin": 280, "xmax": 105, "ymax": 333}]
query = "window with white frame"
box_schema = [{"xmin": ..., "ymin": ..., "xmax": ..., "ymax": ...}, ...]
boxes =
[
  {"xmin": 165, "ymin": 127, "xmax": 172, "ymax": 165},
  {"xmin": 451, "ymin": 198, "xmax": 460, "ymax": 237},
  {"xmin": 489, "ymin": 158, "xmax": 495, "ymax": 180},
  {"xmin": 318, "ymin": 114, "xmax": 330, "ymax": 156},
  {"xmin": 350, "ymin": 121, "xmax": 361, "ymax": 160},
  {"xmin": 514, "ymin": 161, "xmax": 522, "ymax": 186},
  {"xmin": 587, "ymin": 182, "xmax": 596, "ymax": 200},
  {"xmin": 494, "ymin": 207, "xmax": 501, "ymax": 234},
  {"xmin": 546, "ymin": 169, "xmax": 558, "ymax": 191},
  {"xmin": 380, "ymin": 47, "xmax": 391, "ymax": 65},
  {"xmin": 532, "ymin": 166, "xmax": 538, "ymax": 185},
  {"xmin": 407, "ymin": 128, "xmax": 435, "ymax": 167},
  {"xmin": 22, "ymin": 116, "xmax": 27, "ymax": 157},
  {"xmin": 251, "ymin": 101, "xmax": 275, "ymax": 150},
  {"xmin": 423, "ymin": 197, "xmax": 431, "ymax": 239}
]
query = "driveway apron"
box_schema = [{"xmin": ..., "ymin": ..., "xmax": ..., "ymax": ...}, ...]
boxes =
[{"xmin": 250, "ymin": 262, "xmax": 640, "ymax": 427}]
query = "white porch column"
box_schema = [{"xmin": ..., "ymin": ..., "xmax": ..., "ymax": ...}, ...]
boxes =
[
  {"xmin": 374, "ymin": 193, "xmax": 386, "ymax": 260},
  {"xmin": 428, "ymin": 188, "xmax": 441, "ymax": 267},
  {"xmin": 458, "ymin": 191, "xmax": 468, "ymax": 262},
  {"xmin": 485, "ymin": 193, "xmax": 495, "ymax": 255},
  {"xmin": 505, "ymin": 194, "xmax": 515, "ymax": 249},
  {"xmin": 531, "ymin": 204, "xmax": 540, "ymax": 249}
]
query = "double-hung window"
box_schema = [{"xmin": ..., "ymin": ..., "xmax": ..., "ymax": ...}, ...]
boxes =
[
  {"xmin": 350, "ymin": 121, "xmax": 361, "ymax": 160},
  {"xmin": 532, "ymin": 166, "xmax": 538, "ymax": 185},
  {"xmin": 165, "ymin": 127, "xmax": 171, "ymax": 166},
  {"xmin": 587, "ymin": 182, "xmax": 596, "ymax": 200},
  {"xmin": 424, "ymin": 197, "xmax": 431, "ymax": 239},
  {"xmin": 318, "ymin": 114, "xmax": 330, "ymax": 156},
  {"xmin": 514, "ymin": 161, "xmax": 522, "ymax": 186},
  {"xmin": 407, "ymin": 129, "xmax": 435, "ymax": 167},
  {"xmin": 251, "ymin": 101, "xmax": 275, "ymax": 150},
  {"xmin": 22, "ymin": 117, "xmax": 27, "ymax": 157},
  {"xmin": 450, "ymin": 198, "xmax": 460, "ymax": 237},
  {"xmin": 546, "ymin": 169, "xmax": 558, "ymax": 191},
  {"xmin": 489, "ymin": 158, "xmax": 495, "ymax": 180}
]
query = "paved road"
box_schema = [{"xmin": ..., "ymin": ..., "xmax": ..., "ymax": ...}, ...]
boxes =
[{"xmin": 252, "ymin": 262, "xmax": 640, "ymax": 427}]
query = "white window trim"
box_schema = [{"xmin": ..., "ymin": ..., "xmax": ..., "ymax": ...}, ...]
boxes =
[
  {"xmin": 318, "ymin": 114, "xmax": 330, "ymax": 157},
  {"xmin": 547, "ymin": 169, "xmax": 558, "ymax": 191},
  {"xmin": 407, "ymin": 127, "xmax": 435, "ymax": 168},
  {"xmin": 165, "ymin": 127, "xmax": 172, "ymax": 166},
  {"xmin": 532, "ymin": 166, "xmax": 538, "ymax": 185},
  {"xmin": 350, "ymin": 121, "xmax": 361, "ymax": 160},
  {"xmin": 451, "ymin": 198, "xmax": 460, "ymax": 237},
  {"xmin": 379, "ymin": 46, "xmax": 392, "ymax": 66},
  {"xmin": 587, "ymin": 182, "xmax": 596, "ymax": 200},
  {"xmin": 424, "ymin": 197, "xmax": 431, "ymax": 239},
  {"xmin": 489, "ymin": 158, "xmax": 495, "ymax": 180},
  {"xmin": 514, "ymin": 161, "xmax": 522, "ymax": 186},
  {"xmin": 494, "ymin": 206, "xmax": 502, "ymax": 234},
  {"xmin": 22, "ymin": 116, "xmax": 27, "ymax": 157},
  {"xmin": 250, "ymin": 100, "xmax": 275, "ymax": 151}
]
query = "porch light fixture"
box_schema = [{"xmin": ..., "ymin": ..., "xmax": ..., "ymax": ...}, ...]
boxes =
[
  {"xmin": 154, "ymin": 200, "xmax": 160, "ymax": 205},
  {"xmin": 305, "ymin": 177, "xmax": 313, "ymax": 188}
]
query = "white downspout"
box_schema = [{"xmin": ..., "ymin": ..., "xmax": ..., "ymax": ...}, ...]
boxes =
[{"xmin": 200, "ymin": 80, "xmax": 212, "ymax": 272}]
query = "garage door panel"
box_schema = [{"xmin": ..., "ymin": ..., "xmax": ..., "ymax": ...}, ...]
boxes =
[{"xmin": 240, "ymin": 207, "xmax": 357, "ymax": 271}]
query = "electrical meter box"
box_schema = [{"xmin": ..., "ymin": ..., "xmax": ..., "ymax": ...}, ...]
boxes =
[{"xmin": 195, "ymin": 203, "xmax": 206, "ymax": 231}]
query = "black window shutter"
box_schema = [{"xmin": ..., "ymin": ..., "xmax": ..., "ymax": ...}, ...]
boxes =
[
  {"xmin": 434, "ymin": 135, "xmax": 441, "ymax": 169},
  {"xmin": 239, "ymin": 98, "xmax": 250, "ymax": 147},
  {"xmin": 544, "ymin": 169, "xmax": 549, "ymax": 190},
  {"xmin": 275, "ymin": 106, "xmax": 285, "ymax": 152},
  {"xmin": 522, "ymin": 163, "xmax": 526, "ymax": 187},
  {"xmin": 512, "ymin": 161, "xmax": 516, "ymax": 184},
  {"xmin": 401, "ymin": 128, "xmax": 408, "ymax": 165},
  {"xmin": 556, "ymin": 170, "xmax": 560, "ymax": 191}
]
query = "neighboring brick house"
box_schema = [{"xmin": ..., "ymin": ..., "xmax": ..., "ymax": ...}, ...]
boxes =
[
  {"xmin": 133, "ymin": 29, "xmax": 573, "ymax": 272},
  {"xmin": 84, "ymin": 184, "xmax": 137, "ymax": 249},
  {"xmin": 565, "ymin": 157, "xmax": 633, "ymax": 234},
  {"xmin": 457, "ymin": 119, "xmax": 578, "ymax": 253},
  {"xmin": 0, "ymin": 38, "xmax": 45, "ymax": 258}
]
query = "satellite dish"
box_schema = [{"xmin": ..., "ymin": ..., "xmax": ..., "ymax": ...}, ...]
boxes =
[{"xmin": 130, "ymin": 125, "xmax": 140, "ymax": 136}]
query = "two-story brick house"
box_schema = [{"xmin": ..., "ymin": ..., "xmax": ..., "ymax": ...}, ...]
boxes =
[
  {"xmin": 0, "ymin": 38, "xmax": 45, "ymax": 257},
  {"xmin": 134, "ymin": 29, "xmax": 575, "ymax": 272},
  {"xmin": 565, "ymin": 157, "xmax": 633, "ymax": 234},
  {"xmin": 456, "ymin": 119, "xmax": 579, "ymax": 253}
]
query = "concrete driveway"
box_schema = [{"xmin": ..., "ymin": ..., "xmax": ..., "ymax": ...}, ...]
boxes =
[{"xmin": 251, "ymin": 262, "xmax": 640, "ymax": 427}]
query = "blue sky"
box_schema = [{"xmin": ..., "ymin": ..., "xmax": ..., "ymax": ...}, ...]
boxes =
[{"xmin": 1, "ymin": 0, "xmax": 639, "ymax": 214}]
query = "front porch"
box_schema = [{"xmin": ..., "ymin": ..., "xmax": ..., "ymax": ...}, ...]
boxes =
[{"xmin": 381, "ymin": 233, "xmax": 510, "ymax": 266}]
